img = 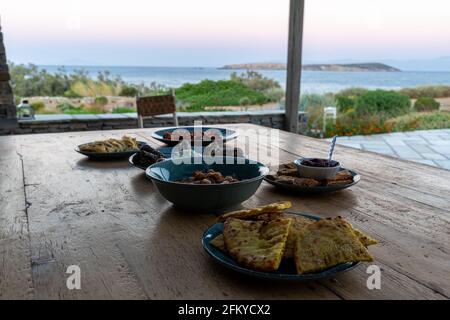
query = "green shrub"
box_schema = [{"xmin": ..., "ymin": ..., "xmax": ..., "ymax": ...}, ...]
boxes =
[
  {"xmin": 263, "ymin": 87, "xmax": 285, "ymax": 102},
  {"xmin": 239, "ymin": 97, "xmax": 251, "ymax": 106},
  {"xmin": 176, "ymin": 80, "xmax": 268, "ymax": 111},
  {"xmin": 389, "ymin": 111, "xmax": 450, "ymax": 132},
  {"xmin": 119, "ymin": 86, "xmax": 139, "ymax": 97},
  {"xmin": 31, "ymin": 101, "xmax": 46, "ymax": 113},
  {"xmin": 414, "ymin": 97, "xmax": 440, "ymax": 112},
  {"xmin": 63, "ymin": 90, "xmax": 82, "ymax": 98},
  {"xmin": 57, "ymin": 104, "xmax": 104, "ymax": 114},
  {"xmin": 94, "ymin": 96, "xmax": 108, "ymax": 106},
  {"xmin": 355, "ymin": 90, "xmax": 411, "ymax": 117},
  {"xmin": 336, "ymin": 95, "xmax": 354, "ymax": 113},
  {"xmin": 57, "ymin": 103, "xmax": 77, "ymax": 113},
  {"xmin": 112, "ymin": 106, "xmax": 137, "ymax": 113}
]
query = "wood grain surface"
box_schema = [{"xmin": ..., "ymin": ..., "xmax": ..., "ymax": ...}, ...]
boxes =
[{"xmin": 0, "ymin": 124, "xmax": 449, "ymax": 300}]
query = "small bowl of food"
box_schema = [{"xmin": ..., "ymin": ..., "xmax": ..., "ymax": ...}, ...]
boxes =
[
  {"xmin": 294, "ymin": 158, "xmax": 341, "ymax": 180},
  {"xmin": 146, "ymin": 157, "xmax": 269, "ymax": 212}
]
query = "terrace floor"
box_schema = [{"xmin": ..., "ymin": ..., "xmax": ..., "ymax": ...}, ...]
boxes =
[{"xmin": 334, "ymin": 129, "xmax": 450, "ymax": 170}]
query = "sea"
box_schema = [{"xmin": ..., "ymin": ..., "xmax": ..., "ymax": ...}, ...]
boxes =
[{"xmin": 40, "ymin": 65, "xmax": 450, "ymax": 94}]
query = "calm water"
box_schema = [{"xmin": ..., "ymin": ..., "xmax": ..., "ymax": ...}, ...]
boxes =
[{"xmin": 41, "ymin": 65, "xmax": 450, "ymax": 94}]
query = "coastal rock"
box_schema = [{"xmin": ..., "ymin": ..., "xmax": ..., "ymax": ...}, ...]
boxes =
[{"xmin": 221, "ymin": 62, "xmax": 401, "ymax": 72}]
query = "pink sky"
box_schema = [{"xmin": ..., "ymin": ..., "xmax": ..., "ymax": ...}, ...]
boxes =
[{"xmin": 2, "ymin": 0, "xmax": 450, "ymax": 66}]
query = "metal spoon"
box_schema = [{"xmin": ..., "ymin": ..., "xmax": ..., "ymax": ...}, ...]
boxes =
[{"xmin": 328, "ymin": 135, "xmax": 338, "ymax": 164}]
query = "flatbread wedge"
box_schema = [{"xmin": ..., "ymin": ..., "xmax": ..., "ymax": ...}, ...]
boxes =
[
  {"xmin": 223, "ymin": 217, "xmax": 292, "ymax": 272},
  {"xmin": 209, "ymin": 213, "xmax": 284, "ymax": 252},
  {"xmin": 352, "ymin": 228, "xmax": 378, "ymax": 247},
  {"xmin": 282, "ymin": 213, "xmax": 315, "ymax": 259},
  {"xmin": 210, "ymin": 234, "xmax": 227, "ymax": 252},
  {"xmin": 294, "ymin": 217, "xmax": 374, "ymax": 274},
  {"xmin": 217, "ymin": 201, "xmax": 292, "ymax": 222}
]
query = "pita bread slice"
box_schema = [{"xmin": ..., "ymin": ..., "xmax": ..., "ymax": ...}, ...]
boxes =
[
  {"xmin": 223, "ymin": 217, "xmax": 292, "ymax": 272},
  {"xmin": 209, "ymin": 212, "xmax": 284, "ymax": 253},
  {"xmin": 210, "ymin": 234, "xmax": 227, "ymax": 252},
  {"xmin": 217, "ymin": 201, "xmax": 292, "ymax": 222},
  {"xmin": 294, "ymin": 217, "xmax": 374, "ymax": 274},
  {"xmin": 282, "ymin": 214, "xmax": 315, "ymax": 259},
  {"xmin": 352, "ymin": 228, "xmax": 378, "ymax": 247}
]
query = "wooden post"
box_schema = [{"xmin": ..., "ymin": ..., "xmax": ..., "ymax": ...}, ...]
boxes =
[
  {"xmin": 0, "ymin": 18, "xmax": 18, "ymax": 130},
  {"xmin": 285, "ymin": 0, "xmax": 305, "ymax": 133}
]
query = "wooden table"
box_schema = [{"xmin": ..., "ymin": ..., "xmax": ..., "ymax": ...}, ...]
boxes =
[{"xmin": 0, "ymin": 124, "xmax": 449, "ymax": 300}]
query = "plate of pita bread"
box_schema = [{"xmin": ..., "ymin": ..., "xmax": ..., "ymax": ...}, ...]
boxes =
[
  {"xmin": 265, "ymin": 162, "xmax": 360, "ymax": 193},
  {"xmin": 202, "ymin": 201, "xmax": 377, "ymax": 280},
  {"xmin": 76, "ymin": 136, "xmax": 146, "ymax": 159}
]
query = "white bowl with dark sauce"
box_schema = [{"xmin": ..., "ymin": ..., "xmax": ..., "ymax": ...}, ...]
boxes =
[{"xmin": 294, "ymin": 158, "xmax": 341, "ymax": 180}]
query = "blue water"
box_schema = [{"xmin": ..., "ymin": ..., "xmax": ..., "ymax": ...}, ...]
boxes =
[{"xmin": 40, "ymin": 65, "xmax": 450, "ymax": 94}]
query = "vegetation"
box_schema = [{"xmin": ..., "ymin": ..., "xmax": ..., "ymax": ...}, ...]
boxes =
[
  {"xmin": 9, "ymin": 62, "xmax": 166, "ymax": 98},
  {"xmin": 305, "ymin": 87, "xmax": 448, "ymax": 137},
  {"xmin": 239, "ymin": 97, "xmax": 252, "ymax": 106},
  {"xmin": 7, "ymin": 63, "xmax": 450, "ymax": 136},
  {"xmin": 326, "ymin": 115, "xmax": 394, "ymax": 137},
  {"xmin": 30, "ymin": 101, "xmax": 45, "ymax": 113},
  {"xmin": 413, "ymin": 97, "xmax": 440, "ymax": 112},
  {"xmin": 119, "ymin": 86, "xmax": 139, "ymax": 97},
  {"xmin": 354, "ymin": 90, "xmax": 411, "ymax": 118},
  {"xmin": 399, "ymin": 85, "xmax": 450, "ymax": 99},
  {"xmin": 55, "ymin": 103, "xmax": 103, "ymax": 114},
  {"xmin": 112, "ymin": 106, "xmax": 137, "ymax": 113},
  {"xmin": 94, "ymin": 96, "xmax": 108, "ymax": 106},
  {"xmin": 336, "ymin": 87, "xmax": 369, "ymax": 97},
  {"xmin": 389, "ymin": 112, "xmax": 450, "ymax": 132},
  {"xmin": 175, "ymin": 80, "xmax": 269, "ymax": 111},
  {"xmin": 230, "ymin": 70, "xmax": 281, "ymax": 92}
]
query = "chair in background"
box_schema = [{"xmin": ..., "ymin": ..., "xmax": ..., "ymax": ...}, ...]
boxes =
[{"xmin": 136, "ymin": 90, "xmax": 179, "ymax": 128}]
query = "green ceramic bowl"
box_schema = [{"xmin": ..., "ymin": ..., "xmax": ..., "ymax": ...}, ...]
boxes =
[{"xmin": 146, "ymin": 157, "xmax": 269, "ymax": 212}]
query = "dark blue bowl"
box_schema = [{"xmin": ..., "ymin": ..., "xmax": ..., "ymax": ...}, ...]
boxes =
[{"xmin": 146, "ymin": 157, "xmax": 269, "ymax": 212}]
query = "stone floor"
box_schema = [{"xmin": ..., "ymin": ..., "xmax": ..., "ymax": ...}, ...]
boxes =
[{"xmin": 334, "ymin": 129, "xmax": 450, "ymax": 170}]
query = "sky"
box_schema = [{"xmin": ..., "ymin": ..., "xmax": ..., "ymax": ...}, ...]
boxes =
[{"xmin": 1, "ymin": 0, "xmax": 450, "ymax": 67}]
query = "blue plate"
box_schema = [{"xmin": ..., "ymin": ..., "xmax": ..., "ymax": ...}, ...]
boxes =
[
  {"xmin": 75, "ymin": 141, "xmax": 147, "ymax": 160},
  {"xmin": 265, "ymin": 169, "xmax": 360, "ymax": 194},
  {"xmin": 151, "ymin": 126, "xmax": 238, "ymax": 146},
  {"xmin": 202, "ymin": 212, "xmax": 359, "ymax": 281}
]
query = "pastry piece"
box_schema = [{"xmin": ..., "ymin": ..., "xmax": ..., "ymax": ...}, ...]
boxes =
[
  {"xmin": 223, "ymin": 217, "xmax": 292, "ymax": 272},
  {"xmin": 326, "ymin": 179, "xmax": 353, "ymax": 186},
  {"xmin": 326, "ymin": 170, "xmax": 354, "ymax": 186},
  {"xmin": 293, "ymin": 178, "xmax": 321, "ymax": 188},
  {"xmin": 334, "ymin": 170, "xmax": 353, "ymax": 181},
  {"xmin": 294, "ymin": 217, "xmax": 374, "ymax": 274},
  {"xmin": 217, "ymin": 201, "xmax": 292, "ymax": 222},
  {"xmin": 274, "ymin": 176, "xmax": 297, "ymax": 184},
  {"xmin": 277, "ymin": 168, "xmax": 299, "ymax": 177}
]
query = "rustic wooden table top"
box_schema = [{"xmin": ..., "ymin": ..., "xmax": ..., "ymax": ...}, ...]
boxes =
[{"xmin": 0, "ymin": 124, "xmax": 449, "ymax": 300}]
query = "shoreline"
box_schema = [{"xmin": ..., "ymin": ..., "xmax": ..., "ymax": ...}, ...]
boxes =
[{"xmin": 36, "ymin": 65, "xmax": 450, "ymax": 94}]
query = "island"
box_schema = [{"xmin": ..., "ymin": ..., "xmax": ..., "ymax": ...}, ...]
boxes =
[{"xmin": 220, "ymin": 62, "xmax": 401, "ymax": 72}]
